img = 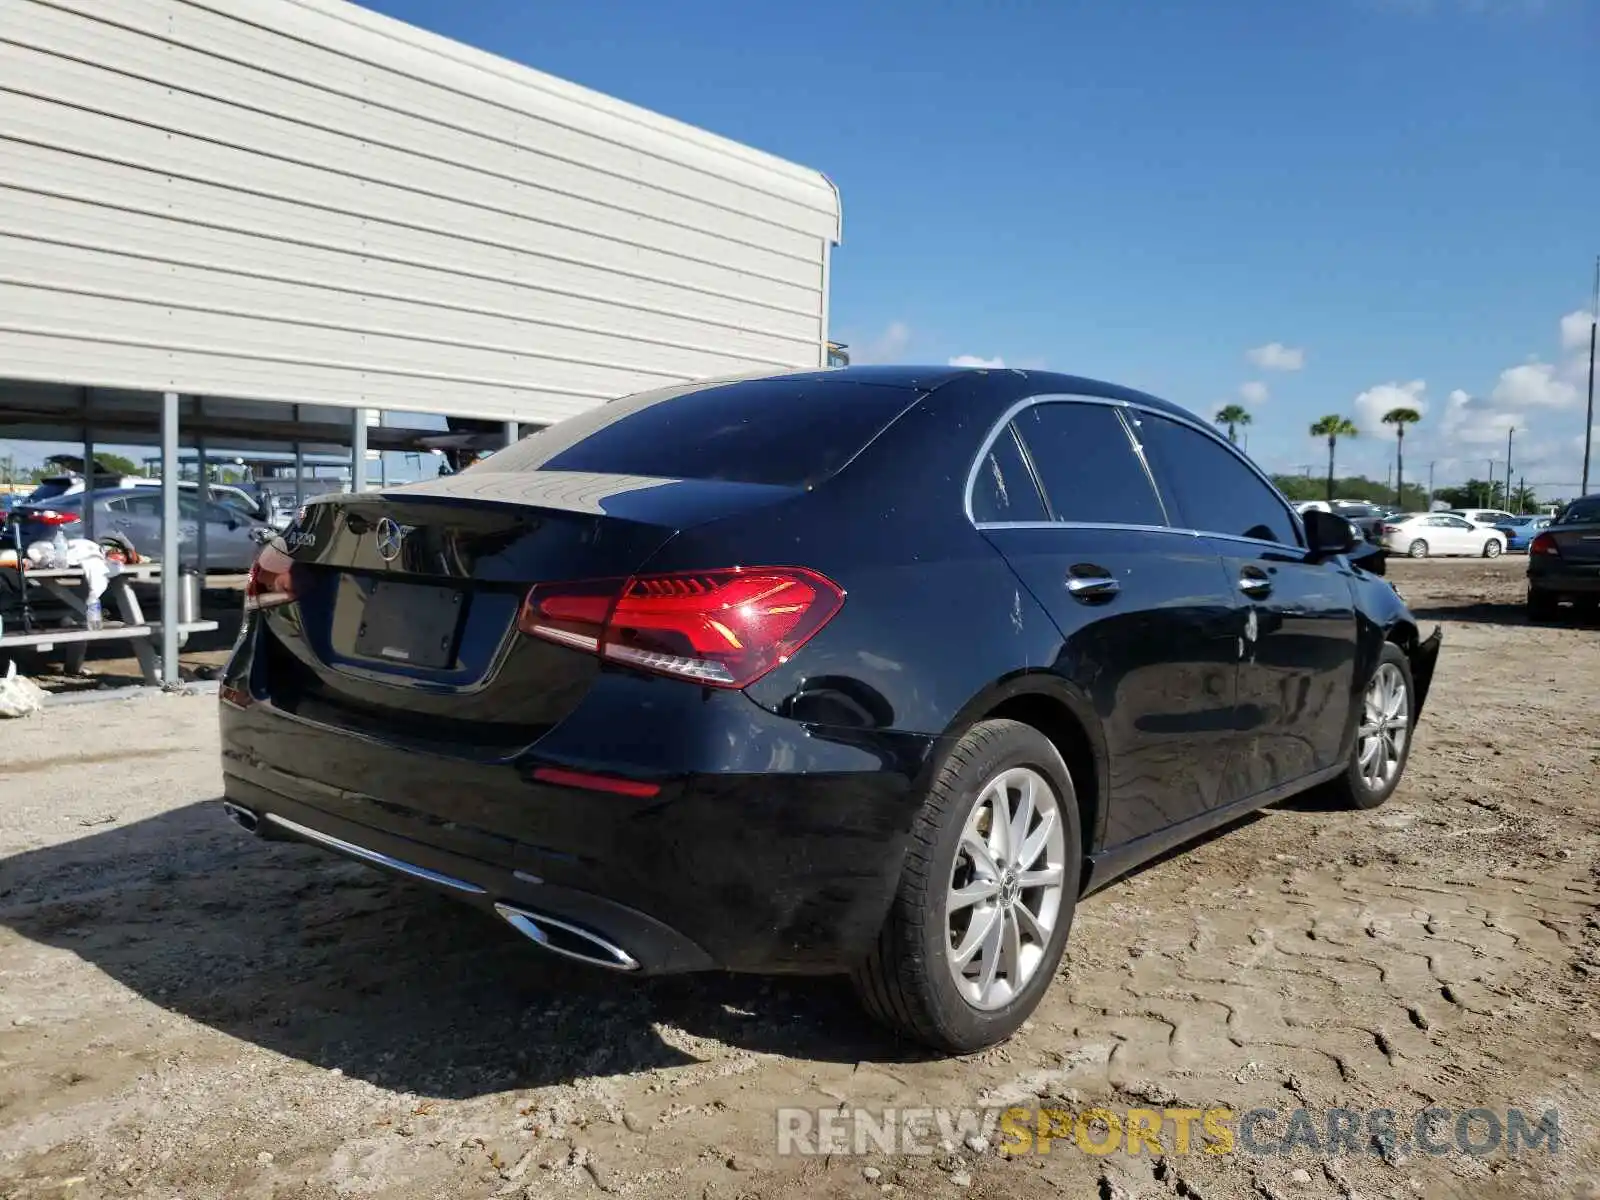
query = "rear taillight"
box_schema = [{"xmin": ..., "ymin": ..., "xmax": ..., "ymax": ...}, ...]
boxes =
[
  {"xmin": 1529, "ymin": 531, "xmax": 1559, "ymax": 557},
  {"xmin": 31, "ymin": 510, "xmax": 80, "ymax": 527},
  {"xmin": 1381, "ymin": 524, "xmax": 1401, "ymax": 534},
  {"xmin": 518, "ymin": 566, "xmax": 845, "ymax": 688},
  {"xmin": 244, "ymin": 542, "xmax": 299, "ymax": 611}
]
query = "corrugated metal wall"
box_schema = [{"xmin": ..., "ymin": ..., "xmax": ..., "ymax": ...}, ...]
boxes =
[{"xmin": 0, "ymin": 0, "xmax": 841, "ymax": 425}]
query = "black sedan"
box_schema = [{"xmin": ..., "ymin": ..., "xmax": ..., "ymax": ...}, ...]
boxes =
[
  {"xmin": 1528, "ymin": 494, "xmax": 1600, "ymax": 620},
  {"xmin": 219, "ymin": 366, "xmax": 1441, "ymax": 1053}
]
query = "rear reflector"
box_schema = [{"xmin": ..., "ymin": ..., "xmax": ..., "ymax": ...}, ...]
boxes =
[
  {"xmin": 244, "ymin": 542, "xmax": 300, "ymax": 611},
  {"xmin": 518, "ymin": 566, "xmax": 845, "ymax": 689},
  {"xmin": 1529, "ymin": 531, "xmax": 1559, "ymax": 557},
  {"xmin": 531, "ymin": 766, "xmax": 661, "ymax": 798}
]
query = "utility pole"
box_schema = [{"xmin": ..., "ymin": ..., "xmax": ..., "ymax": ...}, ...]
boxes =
[
  {"xmin": 1427, "ymin": 461, "xmax": 1435, "ymax": 509},
  {"xmin": 1506, "ymin": 426, "xmax": 1515, "ymax": 510},
  {"xmin": 1584, "ymin": 255, "xmax": 1598, "ymax": 497}
]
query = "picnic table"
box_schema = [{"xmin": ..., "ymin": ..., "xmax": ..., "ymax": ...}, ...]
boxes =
[{"xmin": 0, "ymin": 561, "xmax": 220, "ymax": 686}]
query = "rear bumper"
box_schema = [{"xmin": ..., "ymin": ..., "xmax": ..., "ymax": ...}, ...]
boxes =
[
  {"xmin": 218, "ymin": 684, "xmax": 936, "ymax": 976},
  {"xmin": 1527, "ymin": 562, "xmax": 1600, "ymax": 596}
]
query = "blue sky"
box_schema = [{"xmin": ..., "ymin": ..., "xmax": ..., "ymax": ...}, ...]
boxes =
[
  {"xmin": 361, "ymin": 0, "xmax": 1598, "ymax": 494},
  {"xmin": 5, "ymin": 0, "xmax": 1595, "ymax": 496}
]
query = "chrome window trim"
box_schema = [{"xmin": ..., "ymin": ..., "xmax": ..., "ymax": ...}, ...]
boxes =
[
  {"xmin": 962, "ymin": 391, "xmax": 1305, "ymax": 553},
  {"xmin": 1111, "ymin": 406, "xmax": 1173, "ymax": 526}
]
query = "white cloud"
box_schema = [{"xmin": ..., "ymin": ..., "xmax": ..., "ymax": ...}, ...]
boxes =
[
  {"xmin": 1560, "ymin": 310, "xmax": 1594, "ymax": 352},
  {"xmin": 1440, "ymin": 387, "xmax": 1515, "ymax": 447},
  {"xmin": 1246, "ymin": 342, "xmax": 1306, "ymax": 371},
  {"xmin": 1353, "ymin": 379, "xmax": 1428, "ymax": 438},
  {"xmin": 848, "ymin": 320, "xmax": 912, "ymax": 365},
  {"xmin": 948, "ymin": 354, "xmax": 1006, "ymax": 369},
  {"xmin": 1490, "ymin": 361, "xmax": 1579, "ymax": 410},
  {"xmin": 1239, "ymin": 381, "xmax": 1270, "ymax": 405}
]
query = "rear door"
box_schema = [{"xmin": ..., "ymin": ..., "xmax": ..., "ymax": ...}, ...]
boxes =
[
  {"xmin": 1433, "ymin": 514, "xmax": 1477, "ymax": 554},
  {"xmin": 973, "ymin": 398, "xmax": 1242, "ymax": 849},
  {"xmin": 1131, "ymin": 410, "xmax": 1358, "ymax": 799},
  {"xmin": 203, "ymin": 498, "xmax": 257, "ymax": 570},
  {"xmin": 109, "ymin": 491, "xmax": 163, "ymax": 555}
]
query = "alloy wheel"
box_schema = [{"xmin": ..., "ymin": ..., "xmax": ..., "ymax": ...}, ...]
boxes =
[
  {"xmin": 1358, "ymin": 662, "xmax": 1410, "ymax": 790},
  {"xmin": 945, "ymin": 766, "xmax": 1067, "ymax": 1011}
]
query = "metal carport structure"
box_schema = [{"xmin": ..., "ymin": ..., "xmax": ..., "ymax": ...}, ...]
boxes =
[{"xmin": 0, "ymin": 0, "xmax": 842, "ymax": 683}]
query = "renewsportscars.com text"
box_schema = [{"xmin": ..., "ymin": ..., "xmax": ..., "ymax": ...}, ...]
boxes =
[{"xmin": 774, "ymin": 1105, "xmax": 1562, "ymax": 1159}]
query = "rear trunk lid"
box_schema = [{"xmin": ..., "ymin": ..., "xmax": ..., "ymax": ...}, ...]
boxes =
[
  {"xmin": 254, "ymin": 469, "xmax": 796, "ymax": 750},
  {"xmin": 1545, "ymin": 521, "xmax": 1600, "ymax": 564}
]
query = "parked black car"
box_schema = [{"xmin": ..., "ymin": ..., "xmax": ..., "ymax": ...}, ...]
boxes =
[
  {"xmin": 1327, "ymin": 501, "xmax": 1392, "ymax": 544},
  {"xmin": 219, "ymin": 367, "xmax": 1442, "ymax": 1052},
  {"xmin": 1527, "ymin": 494, "xmax": 1600, "ymax": 620}
]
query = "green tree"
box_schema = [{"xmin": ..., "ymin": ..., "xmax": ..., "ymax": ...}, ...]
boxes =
[
  {"xmin": 1309, "ymin": 415, "xmax": 1358, "ymax": 503},
  {"xmin": 1214, "ymin": 404, "xmax": 1252, "ymax": 445},
  {"xmin": 1380, "ymin": 407, "xmax": 1421, "ymax": 508},
  {"xmin": 94, "ymin": 451, "xmax": 143, "ymax": 476},
  {"xmin": 1435, "ymin": 479, "xmax": 1506, "ymax": 509}
]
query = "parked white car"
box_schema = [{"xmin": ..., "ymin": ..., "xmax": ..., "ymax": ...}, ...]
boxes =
[
  {"xmin": 1444, "ymin": 507, "xmax": 1517, "ymax": 528},
  {"xmin": 1380, "ymin": 512, "xmax": 1507, "ymax": 558}
]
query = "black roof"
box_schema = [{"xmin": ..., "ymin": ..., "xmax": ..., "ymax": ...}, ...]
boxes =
[{"xmin": 784, "ymin": 364, "xmax": 1200, "ymax": 424}]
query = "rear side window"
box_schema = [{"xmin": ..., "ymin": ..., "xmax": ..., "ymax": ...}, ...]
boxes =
[
  {"xmin": 1560, "ymin": 499, "xmax": 1600, "ymax": 523},
  {"xmin": 1010, "ymin": 402, "xmax": 1167, "ymax": 527},
  {"xmin": 971, "ymin": 424, "xmax": 1048, "ymax": 523},
  {"xmin": 1132, "ymin": 412, "xmax": 1298, "ymax": 546},
  {"xmin": 483, "ymin": 377, "xmax": 919, "ymax": 489}
]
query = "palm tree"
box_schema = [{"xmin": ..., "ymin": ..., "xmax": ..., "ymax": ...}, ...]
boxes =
[
  {"xmin": 1214, "ymin": 404, "xmax": 1252, "ymax": 445},
  {"xmin": 1309, "ymin": 415, "xmax": 1358, "ymax": 503},
  {"xmin": 1381, "ymin": 407, "xmax": 1421, "ymax": 508}
]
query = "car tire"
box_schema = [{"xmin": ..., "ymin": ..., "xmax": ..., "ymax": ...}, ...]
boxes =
[
  {"xmin": 1483, "ymin": 538, "xmax": 1502, "ymax": 558},
  {"xmin": 1527, "ymin": 589, "xmax": 1560, "ymax": 622},
  {"xmin": 851, "ymin": 718, "xmax": 1081, "ymax": 1054},
  {"xmin": 1407, "ymin": 539, "xmax": 1429, "ymax": 558},
  {"xmin": 1321, "ymin": 642, "xmax": 1416, "ymax": 811}
]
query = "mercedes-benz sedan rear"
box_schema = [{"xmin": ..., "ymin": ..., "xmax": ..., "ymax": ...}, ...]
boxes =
[
  {"xmin": 220, "ymin": 366, "xmax": 1440, "ymax": 1053},
  {"xmin": 1528, "ymin": 494, "xmax": 1600, "ymax": 620}
]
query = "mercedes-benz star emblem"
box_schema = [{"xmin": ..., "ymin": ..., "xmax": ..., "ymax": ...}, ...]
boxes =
[{"xmin": 375, "ymin": 517, "xmax": 405, "ymax": 563}]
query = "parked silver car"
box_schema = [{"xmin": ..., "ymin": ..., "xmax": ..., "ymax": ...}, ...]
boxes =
[{"xmin": 13, "ymin": 486, "xmax": 271, "ymax": 571}]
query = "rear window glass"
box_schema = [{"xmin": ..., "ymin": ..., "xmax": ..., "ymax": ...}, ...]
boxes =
[
  {"xmin": 1011, "ymin": 402, "xmax": 1167, "ymax": 527},
  {"xmin": 1559, "ymin": 499, "xmax": 1600, "ymax": 523},
  {"xmin": 484, "ymin": 377, "xmax": 920, "ymax": 488},
  {"xmin": 971, "ymin": 423, "xmax": 1048, "ymax": 523},
  {"xmin": 25, "ymin": 479, "xmax": 72, "ymax": 504}
]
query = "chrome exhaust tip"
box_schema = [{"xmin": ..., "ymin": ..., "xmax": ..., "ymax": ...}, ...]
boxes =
[
  {"xmin": 222, "ymin": 801, "xmax": 260, "ymax": 834},
  {"xmin": 493, "ymin": 903, "xmax": 640, "ymax": 972}
]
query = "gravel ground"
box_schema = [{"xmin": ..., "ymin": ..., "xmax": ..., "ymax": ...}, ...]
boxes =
[{"xmin": 1, "ymin": 556, "xmax": 1597, "ymax": 1200}]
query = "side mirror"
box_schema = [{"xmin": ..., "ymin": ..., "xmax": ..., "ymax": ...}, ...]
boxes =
[
  {"xmin": 1304, "ymin": 508, "xmax": 1359, "ymax": 557},
  {"xmin": 247, "ymin": 526, "xmax": 272, "ymax": 545}
]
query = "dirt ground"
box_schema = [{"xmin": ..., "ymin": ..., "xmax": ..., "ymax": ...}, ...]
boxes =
[{"xmin": 2, "ymin": 556, "xmax": 1597, "ymax": 1200}]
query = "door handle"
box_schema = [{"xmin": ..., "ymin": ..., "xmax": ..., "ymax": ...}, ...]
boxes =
[
  {"xmin": 1066, "ymin": 568, "xmax": 1119, "ymax": 600},
  {"xmin": 1238, "ymin": 569, "xmax": 1272, "ymax": 598}
]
